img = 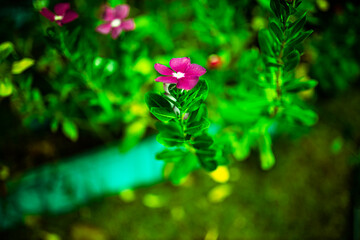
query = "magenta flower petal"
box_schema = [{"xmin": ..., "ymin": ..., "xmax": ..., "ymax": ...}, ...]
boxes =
[
  {"xmin": 40, "ymin": 8, "xmax": 55, "ymax": 21},
  {"xmin": 120, "ymin": 19, "xmax": 135, "ymax": 31},
  {"xmin": 103, "ymin": 6, "xmax": 115, "ymax": 21},
  {"xmin": 54, "ymin": 3, "xmax": 70, "ymax": 15},
  {"xmin": 176, "ymin": 76, "xmax": 199, "ymax": 90},
  {"xmin": 170, "ymin": 57, "xmax": 190, "ymax": 73},
  {"xmin": 61, "ymin": 10, "xmax": 78, "ymax": 24},
  {"xmin": 185, "ymin": 64, "xmax": 207, "ymax": 77},
  {"xmin": 114, "ymin": 4, "xmax": 130, "ymax": 19},
  {"xmin": 96, "ymin": 23, "xmax": 112, "ymax": 34},
  {"xmin": 111, "ymin": 27, "xmax": 122, "ymax": 39},
  {"xmin": 155, "ymin": 76, "xmax": 178, "ymax": 84},
  {"xmin": 154, "ymin": 64, "xmax": 174, "ymax": 76}
]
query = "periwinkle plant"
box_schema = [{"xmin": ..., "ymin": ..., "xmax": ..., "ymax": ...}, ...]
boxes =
[{"xmin": 146, "ymin": 58, "xmax": 224, "ymax": 184}]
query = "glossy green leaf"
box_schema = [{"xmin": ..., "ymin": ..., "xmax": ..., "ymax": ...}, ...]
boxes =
[
  {"xmin": 157, "ymin": 133, "xmax": 185, "ymax": 147},
  {"xmin": 185, "ymin": 118, "xmax": 210, "ymax": 135},
  {"xmin": 186, "ymin": 98, "xmax": 203, "ymax": 112},
  {"xmin": 150, "ymin": 107, "xmax": 176, "ymax": 122},
  {"xmin": 156, "ymin": 149, "xmax": 187, "ymax": 162},
  {"xmin": 182, "ymin": 79, "xmax": 208, "ymax": 102},
  {"xmin": 187, "ymin": 104, "xmax": 208, "ymax": 123},
  {"xmin": 145, "ymin": 92, "xmax": 172, "ymax": 109},
  {"xmin": 284, "ymin": 50, "xmax": 300, "ymax": 71},
  {"xmin": 290, "ymin": 12, "xmax": 307, "ymax": 36},
  {"xmin": 287, "ymin": 30, "xmax": 313, "ymax": 47},
  {"xmin": 270, "ymin": 0, "xmax": 281, "ymax": 18},
  {"xmin": 193, "ymin": 134, "xmax": 214, "ymax": 149},
  {"xmin": 269, "ymin": 21, "xmax": 284, "ymax": 42}
]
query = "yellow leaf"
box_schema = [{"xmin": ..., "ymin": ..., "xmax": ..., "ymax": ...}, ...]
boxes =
[
  {"xmin": 0, "ymin": 78, "xmax": 13, "ymax": 97},
  {"xmin": 12, "ymin": 58, "xmax": 34, "ymax": 74}
]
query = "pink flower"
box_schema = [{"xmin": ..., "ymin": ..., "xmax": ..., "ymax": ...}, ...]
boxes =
[
  {"xmin": 40, "ymin": 3, "xmax": 78, "ymax": 26},
  {"xmin": 96, "ymin": 4, "xmax": 135, "ymax": 39},
  {"xmin": 154, "ymin": 57, "xmax": 206, "ymax": 90}
]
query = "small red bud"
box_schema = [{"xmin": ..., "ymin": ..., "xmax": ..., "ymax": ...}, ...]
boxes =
[{"xmin": 207, "ymin": 54, "xmax": 222, "ymax": 69}]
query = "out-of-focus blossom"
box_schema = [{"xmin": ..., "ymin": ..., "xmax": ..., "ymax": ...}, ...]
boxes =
[
  {"xmin": 40, "ymin": 3, "xmax": 78, "ymax": 26},
  {"xmin": 207, "ymin": 54, "xmax": 222, "ymax": 69},
  {"xmin": 154, "ymin": 57, "xmax": 206, "ymax": 90},
  {"xmin": 96, "ymin": 4, "xmax": 135, "ymax": 39}
]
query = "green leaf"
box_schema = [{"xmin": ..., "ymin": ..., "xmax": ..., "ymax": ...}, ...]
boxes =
[
  {"xmin": 290, "ymin": 12, "xmax": 307, "ymax": 37},
  {"xmin": 50, "ymin": 119, "xmax": 59, "ymax": 133},
  {"xmin": 284, "ymin": 50, "xmax": 300, "ymax": 71},
  {"xmin": 186, "ymin": 98, "xmax": 203, "ymax": 112},
  {"xmin": 0, "ymin": 42, "xmax": 14, "ymax": 61},
  {"xmin": 193, "ymin": 134, "xmax": 214, "ymax": 149},
  {"xmin": 104, "ymin": 60, "xmax": 118, "ymax": 76},
  {"xmin": 284, "ymin": 105, "xmax": 318, "ymax": 126},
  {"xmin": 156, "ymin": 121, "xmax": 183, "ymax": 136},
  {"xmin": 169, "ymin": 154, "xmax": 198, "ymax": 184},
  {"xmin": 269, "ymin": 21, "xmax": 284, "ymax": 42},
  {"xmin": 145, "ymin": 92, "xmax": 172, "ymax": 109},
  {"xmin": 156, "ymin": 149, "xmax": 187, "ymax": 162},
  {"xmin": 185, "ymin": 118, "xmax": 210, "ymax": 135},
  {"xmin": 196, "ymin": 148, "xmax": 216, "ymax": 159},
  {"xmin": 187, "ymin": 104, "xmax": 208, "ymax": 123},
  {"xmin": 270, "ymin": 0, "xmax": 281, "ymax": 18},
  {"xmin": 0, "ymin": 77, "xmax": 13, "ymax": 97},
  {"xmin": 295, "ymin": 0, "xmax": 303, "ymax": 8},
  {"xmin": 199, "ymin": 159, "xmax": 218, "ymax": 171},
  {"xmin": 150, "ymin": 107, "xmax": 176, "ymax": 122},
  {"xmin": 287, "ymin": 30, "xmax": 313, "ymax": 47},
  {"xmin": 62, "ymin": 119, "xmax": 78, "ymax": 142},
  {"xmin": 11, "ymin": 58, "xmax": 35, "ymax": 74},
  {"xmin": 283, "ymin": 79, "xmax": 318, "ymax": 92},
  {"xmin": 182, "ymin": 79, "xmax": 208, "ymax": 103},
  {"xmin": 259, "ymin": 133, "xmax": 275, "ymax": 170},
  {"xmin": 258, "ymin": 29, "xmax": 275, "ymax": 57},
  {"xmin": 157, "ymin": 133, "xmax": 185, "ymax": 147}
]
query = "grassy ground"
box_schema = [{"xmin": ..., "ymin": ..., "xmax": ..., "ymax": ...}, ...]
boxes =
[{"xmin": 1, "ymin": 90, "xmax": 359, "ymax": 240}]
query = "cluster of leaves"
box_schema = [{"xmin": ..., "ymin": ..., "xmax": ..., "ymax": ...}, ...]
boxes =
[
  {"xmin": 0, "ymin": 1, "xmax": 156, "ymax": 146},
  {"xmin": 145, "ymin": 81, "xmax": 225, "ymax": 184},
  {"xmin": 217, "ymin": 0, "xmax": 318, "ymax": 169},
  {"xmin": 0, "ymin": 42, "xmax": 34, "ymax": 98}
]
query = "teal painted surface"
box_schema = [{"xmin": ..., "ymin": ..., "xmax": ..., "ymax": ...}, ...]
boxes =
[{"xmin": 0, "ymin": 136, "xmax": 165, "ymax": 229}]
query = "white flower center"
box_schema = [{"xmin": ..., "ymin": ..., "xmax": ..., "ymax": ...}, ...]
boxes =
[
  {"xmin": 172, "ymin": 72, "xmax": 185, "ymax": 79},
  {"xmin": 111, "ymin": 19, "xmax": 122, "ymax": 27},
  {"xmin": 54, "ymin": 15, "xmax": 63, "ymax": 21}
]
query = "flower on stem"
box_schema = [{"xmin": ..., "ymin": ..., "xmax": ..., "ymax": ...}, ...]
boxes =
[
  {"xmin": 154, "ymin": 57, "xmax": 206, "ymax": 90},
  {"xmin": 40, "ymin": 3, "xmax": 78, "ymax": 26},
  {"xmin": 96, "ymin": 4, "xmax": 135, "ymax": 39}
]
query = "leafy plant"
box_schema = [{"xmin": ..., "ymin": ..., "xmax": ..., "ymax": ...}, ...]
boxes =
[
  {"xmin": 218, "ymin": 0, "xmax": 317, "ymax": 169},
  {"xmin": 146, "ymin": 58, "xmax": 225, "ymax": 184}
]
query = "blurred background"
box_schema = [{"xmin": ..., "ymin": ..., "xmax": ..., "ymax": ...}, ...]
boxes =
[{"xmin": 0, "ymin": 0, "xmax": 359, "ymax": 239}]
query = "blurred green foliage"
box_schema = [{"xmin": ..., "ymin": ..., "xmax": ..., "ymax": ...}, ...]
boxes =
[{"xmin": 0, "ymin": 0, "xmax": 359, "ymax": 179}]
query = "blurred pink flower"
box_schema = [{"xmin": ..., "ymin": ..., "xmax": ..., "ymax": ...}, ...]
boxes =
[
  {"xmin": 154, "ymin": 57, "xmax": 206, "ymax": 90},
  {"xmin": 96, "ymin": 4, "xmax": 135, "ymax": 39},
  {"xmin": 40, "ymin": 3, "xmax": 78, "ymax": 26}
]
